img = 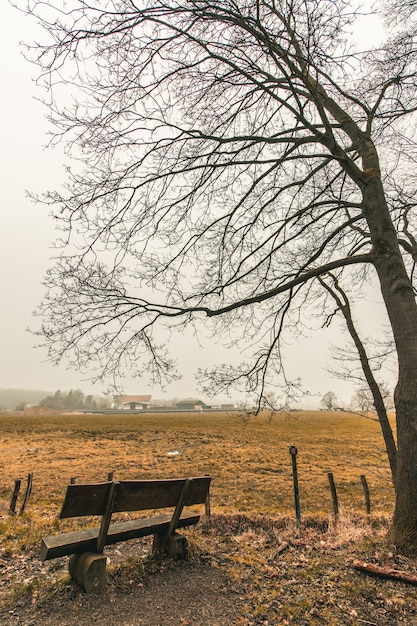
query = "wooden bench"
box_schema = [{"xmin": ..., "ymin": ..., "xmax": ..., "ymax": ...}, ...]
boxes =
[{"xmin": 41, "ymin": 476, "xmax": 211, "ymax": 592}]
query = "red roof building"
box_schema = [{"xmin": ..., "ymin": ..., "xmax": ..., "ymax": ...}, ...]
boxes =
[{"xmin": 112, "ymin": 395, "xmax": 152, "ymax": 410}]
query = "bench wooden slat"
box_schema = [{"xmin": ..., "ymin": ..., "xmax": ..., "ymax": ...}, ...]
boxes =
[
  {"xmin": 40, "ymin": 512, "xmax": 200, "ymax": 561},
  {"xmin": 115, "ymin": 476, "xmax": 211, "ymax": 512},
  {"xmin": 114, "ymin": 479, "xmax": 187, "ymax": 512},
  {"xmin": 60, "ymin": 482, "xmax": 112, "ymax": 518},
  {"xmin": 105, "ymin": 513, "xmax": 200, "ymax": 547},
  {"xmin": 184, "ymin": 476, "xmax": 211, "ymax": 506},
  {"xmin": 59, "ymin": 476, "xmax": 212, "ymax": 519}
]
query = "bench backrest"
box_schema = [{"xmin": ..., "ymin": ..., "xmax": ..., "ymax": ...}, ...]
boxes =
[{"xmin": 60, "ymin": 476, "xmax": 211, "ymax": 519}]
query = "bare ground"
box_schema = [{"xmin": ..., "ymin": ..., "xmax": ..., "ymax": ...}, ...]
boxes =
[{"xmin": 1, "ymin": 515, "xmax": 417, "ymax": 625}]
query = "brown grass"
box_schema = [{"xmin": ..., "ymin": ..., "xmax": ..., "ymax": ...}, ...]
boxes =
[{"xmin": 0, "ymin": 410, "xmax": 394, "ymax": 542}]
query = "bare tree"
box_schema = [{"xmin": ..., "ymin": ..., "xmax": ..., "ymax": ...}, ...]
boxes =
[
  {"xmin": 351, "ymin": 385, "xmax": 394, "ymax": 413},
  {"xmin": 320, "ymin": 391, "xmax": 338, "ymax": 411},
  {"xmin": 23, "ymin": 1, "xmax": 417, "ymax": 547}
]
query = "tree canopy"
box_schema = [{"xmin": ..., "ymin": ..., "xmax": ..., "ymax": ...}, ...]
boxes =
[
  {"xmin": 23, "ymin": 0, "xmax": 417, "ymax": 546},
  {"xmin": 26, "ymin": 0, "xmax": 414, "ymax": 400}
]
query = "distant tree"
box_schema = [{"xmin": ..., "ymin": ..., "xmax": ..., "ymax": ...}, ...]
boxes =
[
  {"xmin": 65, "ymin": 389, "xmax": 85, "ymax": 410},
  {"xmin": 40, "ymin": 390, "xmax": 63, "ymax": 410},
  {"xmin": 40, "ymin": 388, "xmax": 88, "ymax": 410},
  {"xmin": 321, "ymin": 391, "xmax": 338, "ymax": 411},
  {"xmin": 24, "ymin": 1, "xmax": 417, "ymax": 548},
  {"xmin": 351, "ymin": 385, "xmax": 394, "ymax": 414},
  {"xmin": 352, "ymin": 388, "xmax": 373, "ymax": 414},
  {"xmin": 85, "ymin": 394, "xmax": 97, "ymax": 410}
]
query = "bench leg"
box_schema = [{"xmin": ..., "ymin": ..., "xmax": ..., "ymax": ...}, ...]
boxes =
[
  {"xmin": 152, "ymin": 532, "xmax": 188, "ymax": 560},
  {"xmin": 69, "ymin": 552, "xmax": 107, "ymax": 593}
]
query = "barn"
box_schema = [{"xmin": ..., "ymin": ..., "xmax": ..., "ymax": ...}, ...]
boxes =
[
  {"xmin": 112, "ymin": 395, "xmax": 152, "ymax": 410},
  {"xmin": 175, "ymin": 399, "xmax": 210, "ymax": 411}
]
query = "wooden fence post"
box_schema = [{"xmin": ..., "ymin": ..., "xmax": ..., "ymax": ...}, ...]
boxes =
[
  {"xmin": 205, "ymin": 475, "xmax": 211, "ymax": 519},
  {"xmin": 19, "ymin": 473, "xmax": 33, "ymax": 516},
  {"xmin": 289, "ymin": 446, "xmax": 301, "ymax": 529},
  {"xmin": 327, "ymin": 472, "xmax": 339, "ymax": 523},
  {"xmin": 360, "ymin": 474, "xmax": 371, "ymax": 516},
  {"xmin": 9, "ymin": 479, "xmax": 21, "ymax": 514}
]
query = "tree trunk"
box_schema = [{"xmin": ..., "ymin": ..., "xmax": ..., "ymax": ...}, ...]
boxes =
[
  {"xmin": 363, "ymin": 175, "xmax": 417, "ymax": 549},
  {"xmin": 324, "ymin": 278, "xmax": 397, "ymax": 484},
  {"xmin": 313, "ymin": 89, "xmax": 417, "ymax": 540}
]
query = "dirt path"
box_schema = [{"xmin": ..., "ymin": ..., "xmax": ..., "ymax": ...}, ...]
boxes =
[
  {"xmin": 3, "ymin": 563, "xmax": 242, "ymax": 626},
  {"xmin": 2, "ymin": 516, "xmax": 417, "ymax": 625},
  {"xmin": 0, "ymin": 531, "xmax": 245, "ymax": 626}
]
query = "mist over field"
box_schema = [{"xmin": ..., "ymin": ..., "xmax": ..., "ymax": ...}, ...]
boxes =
[{"xmin": 0, "ymin": 389, "xmax": 52, "ymax": 411}]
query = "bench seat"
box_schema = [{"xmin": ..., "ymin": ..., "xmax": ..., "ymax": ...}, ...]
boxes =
[{"xmin": 41, "ymin": 512, "xmax": 200, "ymax": 561}]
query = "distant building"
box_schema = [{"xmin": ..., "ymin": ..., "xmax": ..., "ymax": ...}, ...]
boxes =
[
  {"xmin": 175, "ymin": 399, "xmax": 210, "ymax": 411},
  {"xmin": 112, "ymin": 395, "xmax": 152, "ymax": 410}
]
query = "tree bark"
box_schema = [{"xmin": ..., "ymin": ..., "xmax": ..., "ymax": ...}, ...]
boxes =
[{"xmin": 362, "ymin": 175, "xmax": 417, "ymax": 549}]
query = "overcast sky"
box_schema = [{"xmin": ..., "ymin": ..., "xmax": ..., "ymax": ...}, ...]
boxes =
[{"xmin": 0, "ymin": 2, "xmax": 394, "ymax": 407}]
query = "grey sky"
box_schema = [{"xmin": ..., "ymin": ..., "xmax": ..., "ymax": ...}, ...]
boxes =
[{"xmin": 0, "ymin": 3, "xmax": 394, "ymax": 407}]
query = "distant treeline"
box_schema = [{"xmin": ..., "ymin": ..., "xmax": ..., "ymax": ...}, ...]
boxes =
[
  {"xmin": 0, "ymin": 388, "xmax": 111, "ymax": 411},
  {"xmin": 39, "ymin": 389, "xmax": 111, "ymax": 411}
]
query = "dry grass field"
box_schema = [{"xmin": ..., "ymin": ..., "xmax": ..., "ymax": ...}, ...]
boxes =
[
  {"xmin": 0, "ymin": 410, "xmax": 395, "ymax": 526},
  {"xmin": 2, "ymin": 410, "xmax": 417, "ymax": 626}
]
